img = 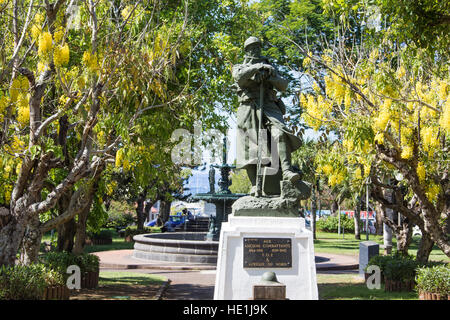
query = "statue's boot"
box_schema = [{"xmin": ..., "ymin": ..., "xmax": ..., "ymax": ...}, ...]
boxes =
[{"xmin": 279, "ymin": 135, "xmax": 300, "ymax": 183}]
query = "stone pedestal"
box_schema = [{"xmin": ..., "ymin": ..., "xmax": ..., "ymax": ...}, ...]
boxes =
[
  {"xmin": 359, "ymin": 241, "xmax": 379, "ymax": 275},
  {"xmin": 213, "ymin": 215, "xmax": 318, "ymax": 300}
]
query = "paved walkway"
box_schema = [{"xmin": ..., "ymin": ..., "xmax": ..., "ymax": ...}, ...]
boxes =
[
  {"xmin": 93, "ymin": 250, "xmax": 359, "ymax": 271},
  {"xmin": 94, "ymin": 250, "xmax": 359, "ymax": 300}
]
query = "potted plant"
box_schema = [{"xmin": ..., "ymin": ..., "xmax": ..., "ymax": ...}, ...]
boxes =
[
  {"xmin": 0, "ymin": 264, "xmax": 67, "ymax": 300},
  {"xmin": 77, "ymin": 253, "xmax": 100, "ymax": 289},
  {"xmin": 42, "ymin": 268, "xmax": 68, "ymax": 300},
  {"xmin": 416, "ymin": 264, "xmax": 450, "ymax": 300},
  {"xmin": 383, "ymin": 256, "xmax": 418, "ymax": 292},
  {"xmin": 40, "ymin": 251, "xmax": 100, "ymax": 290}
]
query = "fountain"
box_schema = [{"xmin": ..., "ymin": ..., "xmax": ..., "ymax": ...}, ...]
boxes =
[
  {"xmin": 132, "ymin": 137, "xmax": 245, "ymax": 265},
  {"xmin": 191, "ymin": 137, "xmax": 246, "ymax": 241}
]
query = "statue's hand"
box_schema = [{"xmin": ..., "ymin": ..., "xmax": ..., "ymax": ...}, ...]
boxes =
[{"xmin": 261, "ymin": 64, "xmax": 275, "ymax": 76}]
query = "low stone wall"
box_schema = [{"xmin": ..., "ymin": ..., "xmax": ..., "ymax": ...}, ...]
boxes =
[{"xmin": 133, "ymin": 232, "xmax": 219, "ymax": 264}]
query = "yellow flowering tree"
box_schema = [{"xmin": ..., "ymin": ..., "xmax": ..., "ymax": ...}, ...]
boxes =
[
  {"xmin": 289, "ymin": 11, "xmax": 449, "ymax": 261},
  {"xmin": 0, "ymin": 0, "xmax": 257, "ymax": 265},
  {"xmin": 0, "ymin": 0, "xmax": 201, "ymax": 265}
]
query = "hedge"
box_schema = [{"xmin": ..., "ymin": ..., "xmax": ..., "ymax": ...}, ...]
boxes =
[{"xmin": 0, "ymin": 264, "xmax": 64, "ymax": 300}]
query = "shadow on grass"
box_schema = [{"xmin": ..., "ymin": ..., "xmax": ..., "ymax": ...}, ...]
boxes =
[
  {"xmin": 99, "ymin": 275, "xmax": 165, "ymax": 286},
  {"xmin": 318, "ymin": 282, "xmax": 418, "ymax": 300},
  {"xmin": 83, "ymin": 239, "xmax": 135, "ymax": 253},
  {"xmin": 163, "ymin": 283, "xmax": 215, "ymax": 300}
]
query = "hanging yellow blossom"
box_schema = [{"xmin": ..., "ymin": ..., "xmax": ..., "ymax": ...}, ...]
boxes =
[
  {"xmin": 400, "ymin": 145, "xmax": 413, "ymax": 159},
  {"xmin": 322, "ymin": 164, "xmax": 333, "ymax": 175},
  {"xmin": 15, "ymin": 162, "xmax": 22, "ymax": 175},
  {"xmin": 417, "ymin": 162, "xmax": 426, "ymax": 183},
  {"xmin": 439, "ymin": 99, "xmax": 450, "ymax": 132},
  {"xmin": 354, "ymin": 167, "xmax": 362, "ymax": 180},
  {"xmin": 53, "ymin": 28, "xmax": 65, "ymax": 43},
  {"xmin": 122, "ymin": 159, "xmax": 130, "ymax": 171},
  {"xmin": 4, "ymin": 184, "xmax": 12, "ymax": 203},
  {"xmin": 16, "ymin": 94, "xmax": 30, "ymax": 126},
  {"xmin": 374, "ymin": 132, "xmax": 384, "ymax": 144},
  {"xmin": 31, "ymin": 25, "xmax": 41, "ymax": 40},
  {"xmin": 121, "ymin": 5, "xmax": 134, "ymax": 20},
  {"xmin": 38, "ymin": 32, "xmax": 53, "ymax": 56},
  {"xmin": 421, "ymin": 126, "xmax": 439, "ymax": 155},
  {"xmin": 9, "ymin": 77, "xmax": 28, "ymax": 102},
  {"xmin": 82, "ymin": 51, "xmax": 99, "ymax": 73},
  {"xmin": 425, "ymin": 183, "xmax": 440, "ymax": 202},
  {"xmin": 53, "ymin": 44, "xmax": 70, "ymax": 67},
  {"xmin": 115, "ymin": 148, "xmax": 124, "ymax": 167},
  {"xmin": 438, "ymin": 81, "xmax": 447, "ymax": 100}
]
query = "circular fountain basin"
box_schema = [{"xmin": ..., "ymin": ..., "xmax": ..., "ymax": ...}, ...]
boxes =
[{"xmin": 133, "ymin": 232, "xmax": 219, "ymax": 264}]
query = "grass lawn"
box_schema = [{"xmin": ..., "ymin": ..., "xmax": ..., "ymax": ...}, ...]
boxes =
[
  {"xmin": 83, "ymin": 237, "xmax": 135, "ymax": 253},
  {"xmin": 98, "ymin": 271, "xmax": 166, "ymax": 286},
  {"xmin": 70, "ymin": 271, "xmax": 167, "ymax": 300},
  {"xmin": 317, "ymin": 273, "xmax": 418, "ymax": 300},
  {"xmin": 40, "ymin": 229, "xmax": 147, "ymax": 254},
  {"xmin": 314, "ymin": 232, "xmax": 449, "ymax": 263}
]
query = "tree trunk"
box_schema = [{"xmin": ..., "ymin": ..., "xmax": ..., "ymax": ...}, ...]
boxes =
[
  {"xmin": 416, "ymin": 231, "xmax": 434, "ymax": 264},
  {"xmin": 0, "ymin": 216, "xmax": 27, "ymax": 266},
  {"xmin": 354, "ymin": 196, "xmax": 361, "ymax": 240},
  {"xmin": 374, "ymin": 203, "xmax": 384, "ymax": 235},
  {"xmin": 311, "ymin": 190, "xmax": 317, "ymax": 240},
  {"xmin": 331, "ymin": 200, "xmax": 338, "ymax": 217},
  {"xmin": 56, "ymin": 191, "xmax": 76, "ymax": 252},
  {"xmin": 72, "ymin": 203, "xmax": 91, "ymax": 255},
  {"xmin": 144, "ymin": 201, "xmax": 153, "ymax": 222},
  {"xmin": 136, "ymin": 194, "xmax": 146, "ymax": 232},
  {"xmin": 19, "ymin": 215, "xmax": 42, "ymax": 264},
  {"xmin": 383, "ymin": 206, "xmax": 394, "ymax": 253},
  {"xmin": 57, "ymin": 219, "xmax": 76, "ymax": 252},
  {"xmin": 159, "ymin": 200, "xmax": 171, "ymax": 224},
  {"xmin": 396, "ymin": 217, "xmax": 413, "ymax": 256}
]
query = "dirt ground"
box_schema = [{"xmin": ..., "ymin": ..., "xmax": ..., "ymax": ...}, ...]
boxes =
[{"xmin": 69, "ymin": 283, "xmax": 162, "ymax": 300}]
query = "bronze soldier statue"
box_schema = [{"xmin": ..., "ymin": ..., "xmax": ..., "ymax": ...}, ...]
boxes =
[{"xmin": 233, "ymin": 36, "xmax": 302, "ymax": 197}]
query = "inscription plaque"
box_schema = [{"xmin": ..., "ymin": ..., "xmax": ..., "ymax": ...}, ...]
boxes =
[{"xmin": 243, "ymin": 238, "xmax": 292, "ymax": 268}]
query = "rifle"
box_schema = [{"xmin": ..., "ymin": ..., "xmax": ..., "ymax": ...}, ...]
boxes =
[{"xmin": 256, "ymin": 76, "xmax": 264, "ymax": 197}]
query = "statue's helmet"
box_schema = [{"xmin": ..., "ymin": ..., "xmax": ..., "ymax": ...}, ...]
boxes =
[{"xmin": 244, "ymin": 36, "xmax": 261, "ymax": 50}]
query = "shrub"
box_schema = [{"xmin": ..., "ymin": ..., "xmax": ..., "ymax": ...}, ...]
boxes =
[
  {"xmin": 384, "ymin": 258, "xmax": 419, "ymax": 282},
  {"xmin": 0, "ymin": 264, "xmax": 64, "ymax": 300},
  {"xmin": 88, "ymin": 228, "xmax": 116, "ymax": 240},
  {"xmin": 124, "ymin": 226, "xmax": 161, "ymax": 238},
  {"xmin": 316, "ymin": 215, "xmax": 356, "ymax": 233},
  {"xmin": 365, "ymin": 254, "xmax": 393, "ymax": 273},
  {"xmin": 416, "ymin": 264, "xmax": 450, "ymax": 296},
  {"xmin": 40, "ymin": 252, "xmax": 100, "ymax": 280},
  {"xmin": 105, "ymin": 210, "xmax": 135, "ymax": 230},
  {"xmin": 365, "ymin": 252, "xmax": 416, "ymax": 274}
]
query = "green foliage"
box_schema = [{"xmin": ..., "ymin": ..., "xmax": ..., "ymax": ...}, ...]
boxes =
[
  {"xmin": 415, "ymin": 264, "xmax": 450, "ymax": 296},
  {"xmin": 366, "ymin": 252, "xmax": 416, "ymax": 273},
  {"xmin": 0, "ymin": 264, "xmax": 63, "ymax": 300},
  {"xmin": 39, "ymin": 252, "xmax": 100, "ymax": 279},
  {"xmin": 384, "ymin": 257, "xmax": 419, "ymax": 282},
  {"xmin": 316, "ymin": 214, "xmax": 355, "ymax": 233},
  {"xmin": 104, "ymin": 201, "xmax": 136, "ymax": 229},
  {"xmin": 88, "ymin": 228, "xmax": 116, "ymax": 240},
  {"xmin": 124, "ymin": 226, "xmax": 161, "ymax": 238},
  {"xmin": 229, "ymin": 169, "xmax": 252, "ymax": 194},
  {"xmin": 86, "ymin": 197, "xmax": 109, "ymax": 235}
]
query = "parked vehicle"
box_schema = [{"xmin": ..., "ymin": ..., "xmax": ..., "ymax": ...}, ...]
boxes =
[{"xmin": 146, "ymin": 212, "xmax": 188, "ymax": 229}]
